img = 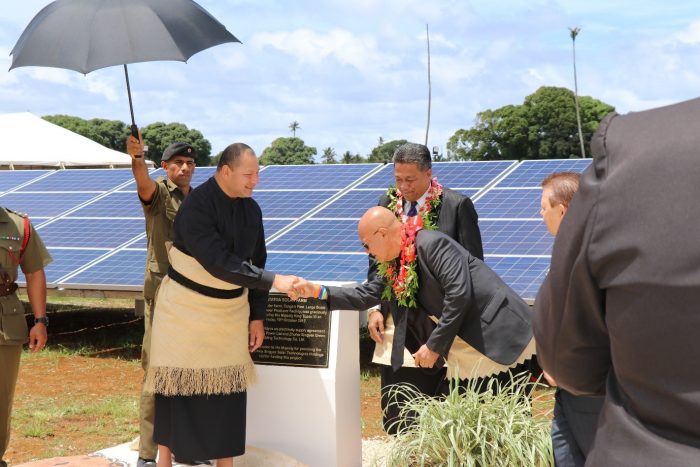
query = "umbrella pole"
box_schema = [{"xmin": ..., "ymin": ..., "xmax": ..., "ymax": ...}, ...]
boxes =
[{"xmin": 123, "ymin": 64, "xmax": 139, "ymax": 138}]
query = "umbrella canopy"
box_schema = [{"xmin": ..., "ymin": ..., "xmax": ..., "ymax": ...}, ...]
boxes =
[
  {"xmin": 10, "ymin": 0, "xmax": 240, "ymax": 73},
  {"xmin": 9, "ymin": 0, "xmax": 240, "ymax": 135}
]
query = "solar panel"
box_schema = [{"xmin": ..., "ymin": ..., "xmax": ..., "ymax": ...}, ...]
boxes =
[
  {"xmin": 311, "ymin": 190, "xmax": 385, "ymax": 219},
  {"xmin": 0, "ymin": 170, "xmax": 52, "ymax": 192},
  {"xmin": 496, "ymin": 159, "xmax": 591, "ymax": 188},
  {"xmin": 474, "ymin": 188, "xmax": 542, "ymax": 219},
  {"xmin": 36, "ymin": 218, "xmax": 144, "ymax": 248},
  {"xmin": 484, "ymin": 256, "xmax": 550, "ymax": 301},
  {"xmin": 0, "ymin": 192, "xmax": 98, "ymax": 218},
  {"xmin": 263, "ymin": 219, "xmax": 294, "ymax": 238},
  {"xmin": 70, "ymin": 191, "xmax": 143, "ymax": 217},
  {"xmin": 4, "ymin": 162, "xmax": 579, "ymax": 301},
  {"xmin": 189, "ymin": 167, "xmax": 217, "ymax": 188},
  {"xmin": 257, "ymin": 164, "xmax": 378, "ymax": 189},
  {"xmin": 61, "ymin": 249, "xmax": 146, "ymax": 289},
  {"xmin": 458, "ymin": 189, "xmax": 479, "ymax": 199},
  {"xmin": 254, "ymin": 190, "xmax": 338, "ymax": 218},
  {"xmin": 268, "ymin": 219, "xmax": 360, "ymax": 252},
  {"xmin": 266, "ymin": 252, "xmax": 368, "ymax": 282},
  {"xmin": 17, "ymin": 248, "xmax": 110, "ymax": 285},
  {"xmin": 431, "ymin": 161, "xmax": 515, "ymax": 188},
  {"xmin": 16, "ymin": 168, "xmax": 135, "ymax": 192},
  {"xmin": 130, "ymin": 236, "xmax": 147, "ymax": 248},
  {"xmin": 480, "ymin": 220, "xmax": 552, "ymax": 256},
  {"xmin": 357, "ymin": 161, "xmax": 514, "ymax": 189}
]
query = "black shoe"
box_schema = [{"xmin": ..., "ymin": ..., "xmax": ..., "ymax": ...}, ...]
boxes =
[
  {"xmin": 137, "ymin": 458, "xmax": 156, "ymax": 467},
  {"xmin": 174, "ymin": 459, "xmax": 212, "ymax": 466}
]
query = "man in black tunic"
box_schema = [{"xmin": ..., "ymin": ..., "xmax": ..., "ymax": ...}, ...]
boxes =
[{"xmin": 146, "ymin": 143, "xmax": 300, "ymax": 467}]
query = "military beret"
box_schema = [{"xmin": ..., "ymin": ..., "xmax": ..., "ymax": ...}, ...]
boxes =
[{"xmin": 162, "ymin": 142, "xmax": 196, "ymax": 162}]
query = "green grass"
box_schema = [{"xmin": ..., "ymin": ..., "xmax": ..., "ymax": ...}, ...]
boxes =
[
  {"xmin": 382, "ymin": 373, "xmax": 554, "ymax": 467},
  {"xmin": 13, "ymin": 394, "xmax": 138, "ymax": 453}
]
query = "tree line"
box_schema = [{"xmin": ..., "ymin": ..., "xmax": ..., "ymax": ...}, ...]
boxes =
[{"xmin": 45, "ymin": 86, "xmax": 614, "ymax": 166}]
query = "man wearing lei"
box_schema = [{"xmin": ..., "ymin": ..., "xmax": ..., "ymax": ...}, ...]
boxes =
[
  {"xmin": 293, "ymin": 206, "xmax": 536, "ymax": 435},
  {"xmin": 370, "ymin": 143, "xmax": 486, "ymax": 434}
]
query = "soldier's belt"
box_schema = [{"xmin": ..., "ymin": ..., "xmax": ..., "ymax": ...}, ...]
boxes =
[
  {"xmin": 0, "ymin": 282, "xmax": 18, "ymax": 297},
  {"xmin": 167, "ymin": 266, "xmax": 244, "ymax": 299}
]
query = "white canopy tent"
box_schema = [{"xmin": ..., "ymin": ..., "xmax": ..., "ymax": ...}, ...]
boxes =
[{"xmin": 0, "ymin": 112, "xmax": 150, "ymax": 169}]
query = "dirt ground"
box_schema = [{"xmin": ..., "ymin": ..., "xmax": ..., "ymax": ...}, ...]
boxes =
[{"xmin": 5, "ymin": 305, "xmax": 385, "ymax": 464}]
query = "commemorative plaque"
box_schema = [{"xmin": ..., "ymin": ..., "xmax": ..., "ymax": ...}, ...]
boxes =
[{"xmin": 252, "ymin": 293, "xmax": 331, "ymax": 368}]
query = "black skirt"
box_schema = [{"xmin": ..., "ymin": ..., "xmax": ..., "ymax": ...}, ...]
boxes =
[{"xmin": 154, "ymin": 392, "xmax": 247, "ymax": 460}]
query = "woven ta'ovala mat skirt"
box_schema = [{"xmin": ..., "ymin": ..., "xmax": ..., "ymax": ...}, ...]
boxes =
[{"xmin": 148, "ymin": 247, "xmax": 255, "ymax": 459}]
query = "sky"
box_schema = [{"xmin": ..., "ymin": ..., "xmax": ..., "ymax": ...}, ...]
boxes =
[{"xmin": 2, "ymin": 0, "xmax": 700, "ymax": 160}]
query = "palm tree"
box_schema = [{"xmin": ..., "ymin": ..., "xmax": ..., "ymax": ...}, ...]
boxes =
[
  {"xmin": 569, "ymin": 27, "xmax": 586, "ymax": 158},
  {"xmin": 322, "ymin": 147, "xmax": 337, "ymax": 164},
  {"xmin": 289, "ymin": 121, "xmax": 300, "ymax": 137}
]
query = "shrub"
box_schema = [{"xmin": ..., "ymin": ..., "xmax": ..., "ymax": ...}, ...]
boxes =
[{"xmin": 383, "ymin": 373, "xmax": 553, "ymax": 466}]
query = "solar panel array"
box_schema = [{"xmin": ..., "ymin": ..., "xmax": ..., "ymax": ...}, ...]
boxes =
[{"xmin": 3, "ymin": 159, "xmax": 591, "ymax": 300}]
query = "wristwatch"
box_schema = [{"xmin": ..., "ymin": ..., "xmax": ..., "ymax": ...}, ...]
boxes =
[{"xmin": 34, "ymin": 316, "xmax": 49, "ymax": 327}]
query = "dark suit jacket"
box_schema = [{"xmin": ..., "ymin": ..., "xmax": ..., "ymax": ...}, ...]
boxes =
[
  {"xmin": 371, "ymin": 187, "xmax": 484, "ymax": 348},
  {"xmin": 331, "ymin": 230, "xmax": 532, "ymax": 365},
  {"xmin": 534, "ymin": 98, "xmax": 700, "ymax": 464}
]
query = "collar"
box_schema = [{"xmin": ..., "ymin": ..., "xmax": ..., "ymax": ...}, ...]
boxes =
[
  {"xmin": 403, "ymin": 188, "xmax": 430, "ymax": 211},
  {"xmin": 158, "ymin": 176, "xmax": 188, "ymax": 194},
  {"xmin": 0, "ymin": 208, "xmax": 10, "ymax": 224}
]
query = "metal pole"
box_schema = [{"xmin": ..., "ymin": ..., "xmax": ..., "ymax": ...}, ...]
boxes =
[
  {"xmin": 123, "ymin": 64, "xmax": 139, "ymax": 138},
  {"xmin": 425, "ymin": 24, "xmax": 432, "ymax": 146}
]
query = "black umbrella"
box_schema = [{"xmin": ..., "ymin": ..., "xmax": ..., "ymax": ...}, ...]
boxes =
[{"xmin": 9, "ymin": 0, "xmax": 240, "ymax": 137}]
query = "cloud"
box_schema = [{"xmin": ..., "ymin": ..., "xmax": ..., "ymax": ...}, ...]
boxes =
[
  {"xmin": 675, "ymin": 19, "xmax": 700, "ymax": 44},
  {"xmin": 10, "ymin": 67, "xmax": 120, "ymax": 102},
  {"xmin": 521, "ymin": 65, "xmax": 569, "ymax": 90},
  {"xmin": 250, "ymin": 28, "xmax": 397, "ymax": 72}
]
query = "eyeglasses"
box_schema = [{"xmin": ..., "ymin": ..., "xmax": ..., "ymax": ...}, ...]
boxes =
[
  {"xmin": 360, "ymin": 228, "xmax": 382, "ymax": 251},
  {"xmin": 170, "ymin": 160, "xmax": 196, "ymax": 167}
]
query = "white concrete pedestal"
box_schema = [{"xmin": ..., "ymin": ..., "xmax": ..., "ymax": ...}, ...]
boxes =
[{"xmin": 247, "ymin": 301, "xmax": 361, "ymax": 467}]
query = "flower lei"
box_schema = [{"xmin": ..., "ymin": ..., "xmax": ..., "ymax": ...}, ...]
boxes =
[
  {"xmin": 386, "ymin": 178, "xmax": 443, "ymax": 230},
  {"xmin": 377, "ymin": 178, "xmax": 443, "ymax": 307},
  {"xmin": 377, "ymin": 216, "xmax": 423, "ymax": 307}
]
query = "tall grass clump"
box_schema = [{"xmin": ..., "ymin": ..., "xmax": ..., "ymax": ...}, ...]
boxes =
[{"xmin": 383, "ymin": 373, "xmax": 553, "ymax": 466}]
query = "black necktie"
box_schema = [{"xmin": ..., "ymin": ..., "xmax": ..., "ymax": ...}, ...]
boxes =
[{"xmin": 407, "ymin": 201, "xmax": 418, "ymax": 217}]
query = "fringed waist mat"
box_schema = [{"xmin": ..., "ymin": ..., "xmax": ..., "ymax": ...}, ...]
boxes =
[
  {"xmin": 144, "ymin": 246, "xmax": 256, "ymax": 396},
  {"xmin": 373, "ymin": 314, "xmax": 536, "ymax": 380}
]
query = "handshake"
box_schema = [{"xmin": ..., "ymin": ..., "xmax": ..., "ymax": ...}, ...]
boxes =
[{"xmin": 272, "ymin": 274, "xmax": 323, "ymax": 301}]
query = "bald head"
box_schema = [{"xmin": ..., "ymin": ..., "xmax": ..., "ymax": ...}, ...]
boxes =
[
  {"xmin": 358, "ymin": 207, "xmax": 402, "ymax": 262},
  {"xmin": 359, "ymin": 206, "xmax": 398, "ymax": 235}
]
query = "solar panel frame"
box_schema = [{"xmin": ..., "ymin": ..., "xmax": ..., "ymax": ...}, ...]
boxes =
[
  {"xmin": 70, "ymin": 191, "xmax": 146, "ymax": 218},
  {"xmin": 474, "ymin": 188, "xmax": 542, "ymax": 219},
  {"xmin": 15, "ymin": 168, "xmax": 136, "ymax": 192},
  {"xmin": 268, "ymin": 219, "xmax": 361, "ymax": 253},
  {"xmin": 0, "ymin": 170, "xmax": 53, "ymax": 192},
  {"xmin": 495, "ymin": 158, "xmax": 591, "ymax": 188},
  {"xmin": 60, "ymin": 248, "xmax": 147, "ymax": 290},
  {"xmin": 484, "ymin": 256, "xmax": 551, "ymax": 301},
  {"xmin": 17, "ymin": 247, "xmax": 111, "ymax": 286},
  {"xmin": 480, "ymin": 219, "xmax": 552, "ymax": 256},
  {"xmin": 0, "ymin": 192, "xmax": 101, "ymax": 218},
  {"xmin": 310, "ymin": 189, "xmax": 386, "ymax": 219},
  {"xmin": 256, "ymin": 164, "xmax": 379, "ymax": 189},
  {"xmin": 356, "ymin": 161, "xmax": 516, "ymax": 189},
  {"xmin": 36, "ymin": 218, "xmax": 146, "ymax": 248},
  {"xmin": 266, "ymin": 252, "xmax": 368, "ymax": 282},
  {"xmin": 254, "ymin": 190, "xmax": 339, "ymax": 218}
]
